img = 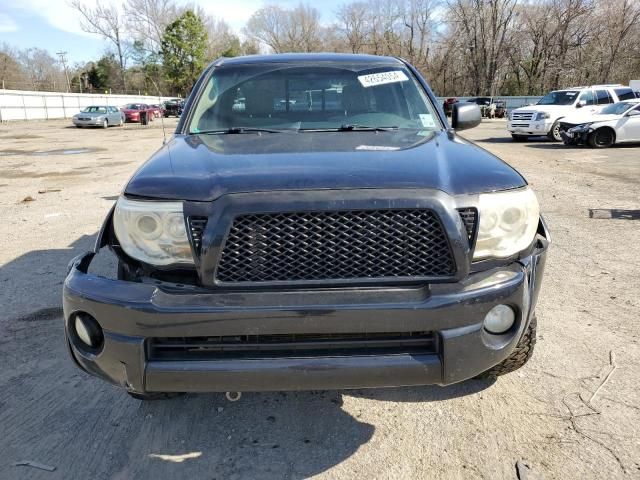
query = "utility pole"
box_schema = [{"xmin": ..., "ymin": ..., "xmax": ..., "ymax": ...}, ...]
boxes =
[{"xmin": 56, "ymin": 51, "xmax": 71, "ymax": 93}]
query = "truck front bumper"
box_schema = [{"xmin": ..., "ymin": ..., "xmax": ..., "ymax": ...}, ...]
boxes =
[
  {"xmin": 63, "ymin": 236, "xmax": 548, "ymax": 393},
  {"xmin": 508, "ymin": 121, "xmax": 553, "ymax": 136}
]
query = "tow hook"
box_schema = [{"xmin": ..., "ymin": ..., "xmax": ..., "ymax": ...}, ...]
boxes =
[{"xmin": 225, "ymin": 391, "xmax": 242, "ymax": 402}]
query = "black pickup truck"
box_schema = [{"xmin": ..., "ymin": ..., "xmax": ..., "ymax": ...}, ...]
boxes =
[{"xmin": 63, "ymin": 53, "xmax": 549, "ymax": 400}]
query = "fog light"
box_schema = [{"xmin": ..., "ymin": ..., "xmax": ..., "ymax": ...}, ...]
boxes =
[
  {"xmin": 483, "ymin": 305, "xmax": 515, "ymax": 334},
  {"xmin": 73, "ymin": 313, "xmax": 104, "ymax": 349}
]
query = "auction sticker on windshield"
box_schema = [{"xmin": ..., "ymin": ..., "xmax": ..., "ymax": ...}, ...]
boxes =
[
  {"xmin": 358, "ymin": 71, "xmax": 409, "ymax": 88},
  {"xmin": 419, "ymin": 114, "xmax": 436, "ymax": 128}
]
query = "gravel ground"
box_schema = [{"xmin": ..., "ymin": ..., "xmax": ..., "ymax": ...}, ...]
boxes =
[{"xmin": 0, "ymin": 118, "xmax": 639, "ymax": 479}]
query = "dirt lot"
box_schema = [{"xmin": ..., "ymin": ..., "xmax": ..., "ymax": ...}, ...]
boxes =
[{"xmin": 1, "ymin": 118, "xmax": 639, "ymax": 479}]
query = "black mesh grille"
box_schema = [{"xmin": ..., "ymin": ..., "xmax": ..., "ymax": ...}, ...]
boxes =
[
  {"xmin": 457, "ymin": 208, "xmax": 477, "ymax": 241},
  {"xmin": 216, "ymin": 209, "xmax": 455, "ymax": 283},
  {"xmin": 188, "ymin": 217, "xmax": 208, "ymax": 254}
]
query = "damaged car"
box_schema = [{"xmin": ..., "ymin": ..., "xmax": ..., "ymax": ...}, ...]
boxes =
[
  {"xmin": 559, "ymin": 99, "xmax": 640, "ymax": 148},
  {"xmin": 63, "ymin": 53, "xmax": 549, "ymax": 400}
]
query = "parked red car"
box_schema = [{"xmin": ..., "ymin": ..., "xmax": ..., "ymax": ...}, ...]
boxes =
[
  {"xmin": 149, "ymin": 104, "xmax": 164, "ymax": 118},
  {"xmin": 442, "ymin": 98, "xmax": 458, "ymax": 117},
  {"xmin": 122, "ymin": 104, "xmax": 155, "ymax": 123}
]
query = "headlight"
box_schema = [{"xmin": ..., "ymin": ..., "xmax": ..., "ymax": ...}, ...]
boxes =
[
  {"xmin": 473, "ymin": 187, "xmax": 539, "ymax": 260},
  {"xmin": 569, "ymin": 123, "xmax": 593, "ymax": 133},
  {"xmin": 113, "ymin": 197, "xmax": 193, "ymax": 265},
  {"xmin": 534, "ymin": 112, "xmax": 550, "ymax": 121}
]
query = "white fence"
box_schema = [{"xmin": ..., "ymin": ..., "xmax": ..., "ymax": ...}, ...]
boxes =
[{"xmin": 0, "ymin": 89, "xmax": 175, "ymax": 121}]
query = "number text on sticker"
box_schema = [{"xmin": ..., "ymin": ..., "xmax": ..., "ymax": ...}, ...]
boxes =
[{"xmin": 358, "ymin": 71, "xmax": 409, "ymax": 88}]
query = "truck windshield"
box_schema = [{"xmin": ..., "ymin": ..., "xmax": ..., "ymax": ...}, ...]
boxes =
[
  {"xmin": 537, "ymin": 91, "xmax": 579, "ymax": 105},
  {"xmin": 187, "ymin": 63, "xmax": 441, "ymax": 133},
  {"xmin": 600, "ymin": 102, "xmax": 639, "ymax": 115}
]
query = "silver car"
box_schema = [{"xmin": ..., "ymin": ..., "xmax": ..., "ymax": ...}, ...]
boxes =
[{"xmin": 72, "ymin": 106, "xmax": 124, "ymax": 128}]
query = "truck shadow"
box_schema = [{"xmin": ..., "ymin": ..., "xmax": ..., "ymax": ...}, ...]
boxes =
[
  {"xmin": 0, "ymin": 233, "xmax": 107, "ymax": 325},
  {"xmin": 344, "ymin": 378, "xmax": 495, "ymax": 403}
]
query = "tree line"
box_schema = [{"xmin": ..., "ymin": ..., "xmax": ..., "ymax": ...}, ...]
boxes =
[{"xmin": 1, "ymin": 0, "xmax": 639, "ymax": 98}]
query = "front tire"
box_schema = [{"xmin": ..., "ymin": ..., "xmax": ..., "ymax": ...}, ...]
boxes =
[
  {"xmin": 476, "ymin": 316, "xmax": 537, "ymax": 378},
  {"xmin": 547, "ymin": 121, "xmax": 562, "ymax": 141},
  {"xmin": 511, "ymin": 134, "xmax": 528, "ymax": 142},
  {"xmin": 588, "ymin": 128, "xmax": 615, "ymax": 148},
  {"xmin": 102, "ymin": 119, "xmax": 108, "ymax": 129}
]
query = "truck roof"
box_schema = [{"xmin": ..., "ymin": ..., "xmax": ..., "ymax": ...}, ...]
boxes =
[
  {"xmin": 555, "ymin": 84, "xmax": 625, "ymax": 91},
  {"xmin": 211, "ymin": 53, "xmax": 405, "ymax": 67}
]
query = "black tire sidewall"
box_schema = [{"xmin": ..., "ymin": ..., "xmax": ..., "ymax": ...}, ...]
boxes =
[
  {"xmin": 589, "ymin": 128, "xmax": 614, "ymax": 148},
  {"xmin": 549, "ymin": 121, "xmax": 562, "ymax": 141}
]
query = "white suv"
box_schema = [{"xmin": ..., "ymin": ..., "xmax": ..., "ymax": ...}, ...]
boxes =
[{"xmin": 507, "ymin": 85, "xmax": 637, "ymax": 141}]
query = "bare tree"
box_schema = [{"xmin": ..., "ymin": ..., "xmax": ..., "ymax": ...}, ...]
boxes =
[
  {"xmin": 402, "ymin": 0, "xmax": 438, "ymax": 68},
  {"xmin": 199, "ymin": 13, "xmax": 242, "ymax": 59},
  {"xmin": 18, "ymin": 48, "xmax": 66, "ymax": 91},
  {"xmin": 446, "ymin": 0, "xmax": 519, "ymax": 95},
  {"xmin": 3, "ymin": 0, "xmax": 639, "ymax": 95},
  {"xmin": 244, "ymin": 4, "xmax": 323, "ymax": 53},
  {"xmin": 336, "ymin": 2, "xmax": 370, "ymax": 53},
  {"xmin": 71, "ymin": 0, "xmax": 129, "ymax": 90},
  {"xmin": 591, "ymin": 0, "xmax": 640, "ymax": 82},
  {"xmin": 124, "ymin": 0, "xmax": 179, "ymax": 54},
  {"xmin": 0, "ymin": 43, "xmax": 27, "ymax": 90},
  {"xmin": 244, "ymin": 5, "xmax": 287, "ymax": 53}
]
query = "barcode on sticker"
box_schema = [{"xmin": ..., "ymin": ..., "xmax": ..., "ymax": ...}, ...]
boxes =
[{"xmin": 357, "ymin": 71, "xmax": 409, "ymax": 88}]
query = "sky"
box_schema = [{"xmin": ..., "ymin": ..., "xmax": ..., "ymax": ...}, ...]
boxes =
[{"xmin": 0, "ymin": 0, "xmax": 346, "ymax": 65}]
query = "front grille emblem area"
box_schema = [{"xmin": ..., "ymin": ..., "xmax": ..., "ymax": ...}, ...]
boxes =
[{"xmin": 215, "ymin": 209, "xmax": 455, "ymax": 283}]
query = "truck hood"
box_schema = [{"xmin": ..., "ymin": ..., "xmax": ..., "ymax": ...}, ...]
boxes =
[
  {"xmin": 76, "ymin": 112, "xmax": 107, "ymax": 117},
  {"xmin": 512, "ymin": 104, "xmax": 577, "ymax": 114},
  {"xmin": 124, "ymin": 130, "xmax": 526, "ymax": 201}
]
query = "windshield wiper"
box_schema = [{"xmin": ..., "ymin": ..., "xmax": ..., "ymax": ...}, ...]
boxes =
[
  {"xmin": 300, "ymin": 124, "xmax": 399, "ymax": 132},
  {"xmin": 194, "ymin": 127, "xmax": 285, "ymax": 135},
  {"xmin": 340, "ymin": 124, "xmax": 398, "ymax": 131}
]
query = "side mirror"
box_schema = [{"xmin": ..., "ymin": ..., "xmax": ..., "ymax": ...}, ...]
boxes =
[
  {"xmin": 451, "ymin": 103, "xmax": 481, "ymax": 131},
  {"xmin": 576, "ymin": 100, "xmax": 586, "ymax": 108},
  {"xmin": 626, "ymin": 109, "xmax": 640, "ymax": 117}
]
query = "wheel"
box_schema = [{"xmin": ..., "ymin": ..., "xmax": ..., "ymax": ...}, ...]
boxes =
[
  {"xmin": 511, "ymin": 134, "xmax": 528, "ymax": 142},
  {"xmin": 476, "ymin": 316, "xmax": 537, "ymax": 378},
  {"xmin": 588, "ymin": 128, "xmax": 615, "ymax": 148},
  {"xmin": 547, "ymin": 121, "xmax": 562, "ymax": 141},
  {"xmin": 119, "ymin": 117, "xmax": 124, "ymax": 126},
  {"xmin": 102, "ymin": 119, "xmax": 108, "ymax": 129},
  {"xmin": 127, "ymin": 392, "xmax": 184, "ymax": 401}
]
